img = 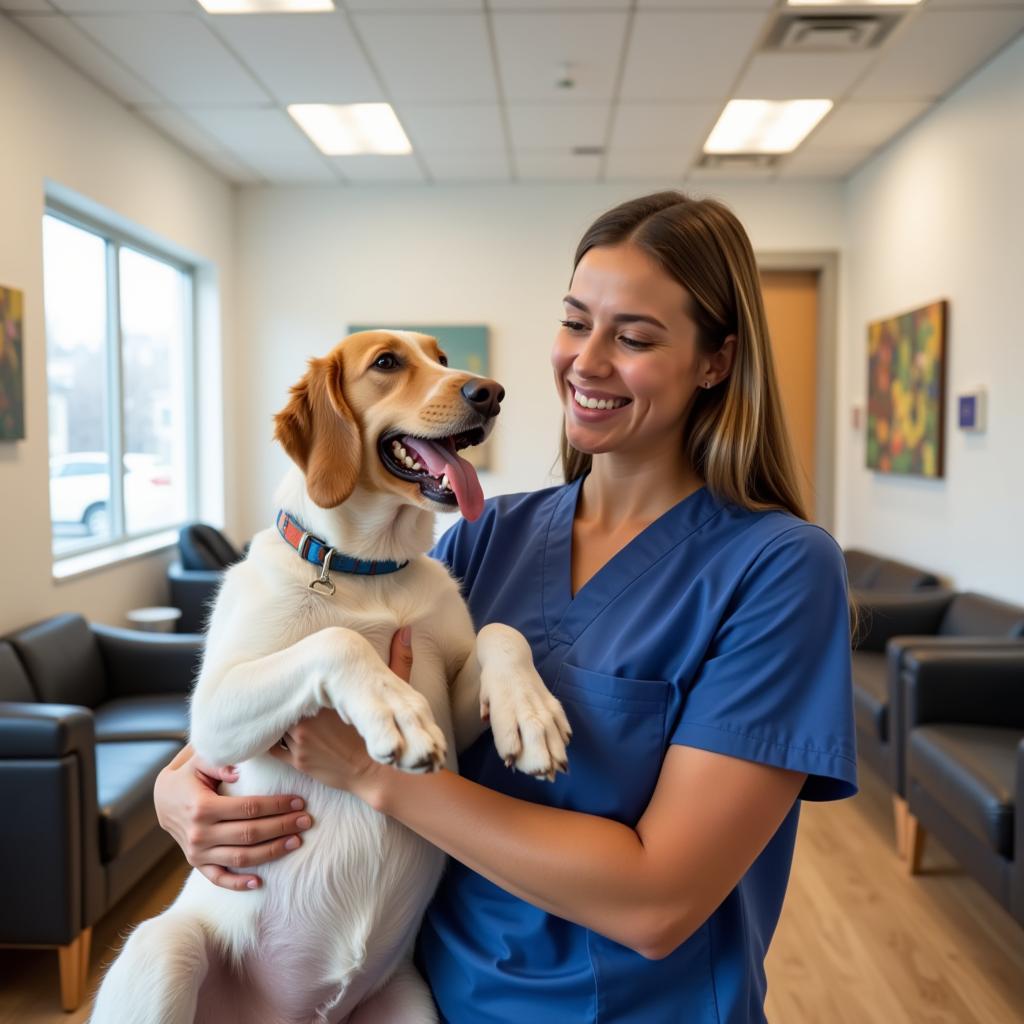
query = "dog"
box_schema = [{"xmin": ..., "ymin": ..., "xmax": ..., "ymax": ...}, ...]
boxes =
[{"xmin": 90, "ymin": 330, "xmax": 571, "ymax": 1024}]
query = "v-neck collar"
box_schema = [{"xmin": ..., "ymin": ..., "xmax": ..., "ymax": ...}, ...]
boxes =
[{"xmin": 541, "ymin": 474, "xmax": 722, "ymax": 647}]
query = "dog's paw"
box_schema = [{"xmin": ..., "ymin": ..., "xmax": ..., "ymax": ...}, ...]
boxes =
[
  {"xmin": 343, "ymin": 675, "xmax": 448, "ymax": 774},
  {"xmin": 482, "ymin": 668, "xmax": 571, "ymax": 781}
]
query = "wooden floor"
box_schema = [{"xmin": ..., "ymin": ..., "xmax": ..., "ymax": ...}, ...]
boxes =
[{"xmin": 2, "ymin": 768, "xmax": 1023, "ymax": 1023}]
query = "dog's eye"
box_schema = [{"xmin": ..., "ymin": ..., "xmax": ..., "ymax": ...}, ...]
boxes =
[
  {"xmin": 438, "ymin": 354, "xmax": 449, "ymax": 367},
  {"xmin": 372, "ymin": 352, "xmax": 400, "ymax": 371}
]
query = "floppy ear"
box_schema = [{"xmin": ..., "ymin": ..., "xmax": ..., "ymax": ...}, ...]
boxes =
[{"xmin": 273, "ymin": 351, "xmax": 362, "ymax": 508}]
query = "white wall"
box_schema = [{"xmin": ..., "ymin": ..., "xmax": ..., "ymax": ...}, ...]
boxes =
[
  {"xmin": 235, "ymin": 181, "xmax": 844, "ymax": 540},
  {"xmin": 836, "ymin": 33, "xmax": 1024, "ymax": 604},
  {"xmin": 0, "ymin": 15, "xmax": 237, "ymax": 632}
]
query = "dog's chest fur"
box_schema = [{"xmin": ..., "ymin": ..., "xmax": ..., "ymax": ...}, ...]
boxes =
[{"xmin": 187, "ymin": 538, "xmax": 465, "ymax": 1022}]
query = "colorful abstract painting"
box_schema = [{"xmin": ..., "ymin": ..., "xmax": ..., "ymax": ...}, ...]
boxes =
[
  {"xmin": 0, "ymin": 285, "xmax": 25, "ymax": 441},
  {"xmin": 349, "ymin": 324, "xmax": 492, "ymax": 470},
  {"xmin": 866, "ymin": 300, "xmax": 947, "ymax": 478}
]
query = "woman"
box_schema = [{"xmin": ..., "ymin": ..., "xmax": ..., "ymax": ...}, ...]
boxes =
[{"xmin": 156, "ymin": 191, "xmax": 857, "ymax": 1022}]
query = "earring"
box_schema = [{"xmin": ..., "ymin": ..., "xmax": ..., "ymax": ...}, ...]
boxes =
[{"xmin": 703, "ymin": 381, "xmax": 711, "ymax": 389}]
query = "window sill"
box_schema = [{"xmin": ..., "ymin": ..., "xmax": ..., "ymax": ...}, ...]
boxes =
[{"xmin": 52, "ymin": 529, "xmax": 179, "ymax": 582}]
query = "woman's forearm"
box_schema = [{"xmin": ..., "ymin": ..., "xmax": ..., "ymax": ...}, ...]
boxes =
[{"xmin": 360, "ymin": 765, "xmax": 667, "ymax": 956}]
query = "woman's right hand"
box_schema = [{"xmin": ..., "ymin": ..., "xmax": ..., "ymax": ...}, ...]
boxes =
[{"xmin": 154, "ymin": 745, "xmax": 313, "ymax": 892}]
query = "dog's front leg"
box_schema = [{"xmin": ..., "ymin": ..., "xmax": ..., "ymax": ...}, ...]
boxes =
[
  {"xmin": 191, "ymin": 627, "xmax": 447, "ymax": 771},
  {"xmin": 449, "ymin": 623, "xmax": 571, "ymax": 779}
]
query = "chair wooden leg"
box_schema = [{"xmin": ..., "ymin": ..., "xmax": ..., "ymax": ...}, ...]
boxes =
[
  {"xmin": 906, "ymin": 813, "xmax": 926, "ymax": 875},
  {"xmin": 57, "ymin": 927, "xmax": 92, "ymax": 1012},
  {"xmin": 892, "ymin": 794, "xmax": 908, "ymax": 858}
]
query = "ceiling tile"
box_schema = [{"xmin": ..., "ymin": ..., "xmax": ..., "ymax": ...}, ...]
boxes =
[
  {"xmin": 637, "ymin": 0, "xmax": 774, "ymax": 7},
  {"xmin": 345, "ymin": 0, "xmax": 481, "ymax": 9},
  {"xmin": 71, "ymin": 14, "xmax": 269, "ymax": 104},
  {"xmin": 507, "ymin": 104, "xmax": 608, "ymax": 151},
  {"xmin": 734, "ymin": 52, "xmax": 876, "ymax": 101},
  {"xmin": 1, "ymin": 1, "xmax": 57, "ymax": 10},
  {"xmin": 193, "ymin": 147, "xmax": 264, "ymax": 185},
  {"xmin": 604, "ymin": 151, "xmax": 687, "ymax": 182},
  {"xmin": 184, "ymin": 105, "xmax": 320, "ymax": 159},
  {"xmin": 609, "ymin": 102, "xmax": 719, "ymax": 157},
  {"xmin": 137, "ymin": 104, "xmax": 233, "ymax": 155},
  {"xmin": 14, "ymin": 14, "xmax": 163, "ymax": 103},
  {"xmin": 852, "ymin": 9, "xmax": 1024, "ymax": 100},
  {"xmin": 516, "ymin": 152, "xmax": 601, "ymax": 181},
  {"xmin": 804, "ymin": 100, "xmax": 930, "ymax": 151},
  {"xmin": 620, "ymin": 12, "xmax": 769, "ymax": 101},
  {"xmin": 137, "ymin": 107, "xmax": 265, "ymax": 182},
  {"xmin": 241, "ymin": 150, "xmax": 337, "ymax": 183},
  {"xmin": 492, "ymin": 0, "xmax": 628, "ymax": 8},
  {"xmin": 422, "ymin": 152, "xmax": 512, "ymax": 182},
  {"xmin": 52, "ymin": 1, "xmax": 194, "ymax": 10},
  {"xmin": 208, "ymin": 12, "xmax": 382, "ymax": 103},
  {"xmin": 395, "ymin": 103, "xmax": 505, "ymax": 153},
  {"xmin": 493, "ymin": 11, "xmax": 628, "ymax": 102},
  {"xmin": 351, "ymin": 13, "xmax": 496, "ymax": 102},
  {"xmin": 776, "ymin": 149, "xmax": 872, "ymax": 180},
  {"xmin": 330, "ymin": 154, "xmax": 426, "ymax": 182}
]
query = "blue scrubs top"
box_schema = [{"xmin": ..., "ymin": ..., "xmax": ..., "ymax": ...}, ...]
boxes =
[{"xmin": 416, "ymin": 478, "xmax": 857, "ymax": 1023}]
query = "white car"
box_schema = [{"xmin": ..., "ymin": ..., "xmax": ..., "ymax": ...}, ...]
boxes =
[{"xmin": 50, "ymin": 451, "xmax": 176, "ymax": 536}]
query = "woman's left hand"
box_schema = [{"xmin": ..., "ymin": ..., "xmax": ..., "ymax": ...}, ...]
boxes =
[{"xmin": 269, "ymin": 628, "xmax": 413, "ymax": 795}]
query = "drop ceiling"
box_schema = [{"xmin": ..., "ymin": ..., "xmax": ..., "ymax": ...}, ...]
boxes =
[{"xmin": 5, "ymin": 0, "xmax": 1023, "ymax": 185}]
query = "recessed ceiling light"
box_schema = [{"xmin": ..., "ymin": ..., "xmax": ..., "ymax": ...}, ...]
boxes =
[
  {"xmin": 197, "ymin": 1, "xmax": 335, "ymax": 13},
  {"xmin": 704, "ymin": 100, "xmax": 833, "ymax": 155},
  {"xmin": 288, "ymin": 104, "xmax": 412, "ymax": 156},
  {"xmin": 787, "ymin": 1, "xmax": 921, "ymax": 6}
]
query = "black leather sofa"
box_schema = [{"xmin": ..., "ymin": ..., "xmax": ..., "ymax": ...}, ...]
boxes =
[
  {"xmin": 902, "ymin": 645, "xmax": 1024, "ymax": 925},
  {"xmin": 0, "ymin": 614, "xmax": 199, "ymax": 1009},
  {"xmin": 167, "ymin": 523, "xmax": 242, "ymax": 633},
  {"xmin": 851, "ymin": 590, "xmax": 1024, "ymax": 856},
  {"xmin": 843, "ymin": 547, "xmax": 941, "ymax": 592}
]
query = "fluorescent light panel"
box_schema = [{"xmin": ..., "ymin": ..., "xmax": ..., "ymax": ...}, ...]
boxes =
[
  {"xmin": 197, "ymin": 1, "xmax": 335, "ymax": 13},
  {"xmin": 787, "ymin": 1, "xmax": 921, "ymax": 6},
  {"xmin": 704, "ymin": 99, "xmax": 833, "ymax": 155},
  {"xmin": 289, "ymin": 104, "xmax": 412, "ymax": 156}
]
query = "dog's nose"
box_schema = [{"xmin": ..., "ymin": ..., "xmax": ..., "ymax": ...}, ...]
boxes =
[{"xmin": 461, "ymin": 378, "xmax": 505, "ymax": 419}]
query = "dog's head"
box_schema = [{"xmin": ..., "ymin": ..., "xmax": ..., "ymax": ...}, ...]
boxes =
[{"xmin": 273, "ymin": 330, "xmax": 503, "ymax": 522}]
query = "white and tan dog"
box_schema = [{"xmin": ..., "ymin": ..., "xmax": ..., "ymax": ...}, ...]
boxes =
[{"xmin": 90, "ymin": 330, "xmax": 570, "ymax": 1024}]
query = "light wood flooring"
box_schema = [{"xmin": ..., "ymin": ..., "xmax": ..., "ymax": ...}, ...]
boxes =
[{"xmin": 2, "ymin": 767, "xmax": 1022, "ymax": 1023}]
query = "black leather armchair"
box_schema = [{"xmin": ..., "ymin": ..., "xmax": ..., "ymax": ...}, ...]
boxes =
[
  {"xmin": 901, "ymin": 645, "xmax": 1024, "ymax": 925},
  {"xmin": 843, "ymin": 547, "xmax": 941, "ymax": 592},
  {"xmin": 851, "ymin": 591, "xmax": 1024, "ymax": 855},
  {"xmin": 168, "ymin": 523, "xmax": 242, "ymax": 633},
  {"xmin": 0, "ymin": 614, "xmax": 199, "ymax": 1009}
]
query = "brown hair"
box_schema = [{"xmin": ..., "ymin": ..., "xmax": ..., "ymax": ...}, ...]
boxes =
[{"xmin": 559, "ymin": 191, "xmax": 808, "ymax": 522}]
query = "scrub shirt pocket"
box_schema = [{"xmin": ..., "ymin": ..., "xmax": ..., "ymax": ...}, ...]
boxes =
[{"xmin": 552, "ymin": 662, "xmax": 671, "ymax": 825}]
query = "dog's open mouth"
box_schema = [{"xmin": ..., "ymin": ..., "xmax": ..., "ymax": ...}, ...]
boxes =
[{"xmin": 379, "ymin": 426, "xmax": 488, "ymax": 521}]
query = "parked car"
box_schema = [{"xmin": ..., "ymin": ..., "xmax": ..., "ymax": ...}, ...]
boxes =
[{"xmin": 49, "ymin": 451, "xmax": 175, "ymax": 536}]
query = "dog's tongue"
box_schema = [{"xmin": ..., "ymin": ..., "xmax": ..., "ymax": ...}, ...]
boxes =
[{"xmin": 402, "ymin": 436, "xmax": 485, "ymax": 522}]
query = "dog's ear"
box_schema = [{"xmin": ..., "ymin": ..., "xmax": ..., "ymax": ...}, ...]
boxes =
[{"xmin": 273, "ymin": 351, "xmax": 362, "ymax": 508}]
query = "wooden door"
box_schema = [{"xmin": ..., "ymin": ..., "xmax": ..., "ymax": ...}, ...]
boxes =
[{"xmin": 759, "ymin": 270, "xmax": 819, "ymax": 519}]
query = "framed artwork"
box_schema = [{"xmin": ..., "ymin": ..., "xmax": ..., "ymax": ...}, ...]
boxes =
[
  {"xmin": 0, "ymin": 285, "xmax": 25, "ymax": 442},
  {"xmin": 349, "ymin": 324, "xmax": 492, "ymax": 471},
  {"xmin": 866, "ymin": 300, "xmax": 947, "ymax": 478}
]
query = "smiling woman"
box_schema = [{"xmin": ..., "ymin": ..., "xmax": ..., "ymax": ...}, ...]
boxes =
[{"xmin": 152, "ymin": 192, "xmax": 857, "ymax": 1024}]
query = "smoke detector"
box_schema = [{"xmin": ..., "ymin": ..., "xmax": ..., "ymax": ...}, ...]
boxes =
[{"xmin": 765, "ymin": 12, "xmax": 903, "ymax": 52}]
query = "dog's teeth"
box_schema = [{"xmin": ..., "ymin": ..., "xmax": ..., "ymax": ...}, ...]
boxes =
[
  {"xmin": 404, "ymin": 456, "xmax": 414, "ymax": 468},
  {"xmin": 440, "ymin": 473, "xmax": 449, "ymax": 490},
  {"xmin": 412, "ymin": 461, "xmax": 422, "ymax": 470}
]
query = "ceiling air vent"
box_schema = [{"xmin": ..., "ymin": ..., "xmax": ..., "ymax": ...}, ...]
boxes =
[
  {"xmin": 572, "ymin": 145, "xmax": 605, "ymax": 157},
  {"xmin": 765, "ymin": 12, "xmax": 903, "ymax": 53},
  {"xmin": 697, "ymin": 153, "xmax": 779, "ymax": 171}
]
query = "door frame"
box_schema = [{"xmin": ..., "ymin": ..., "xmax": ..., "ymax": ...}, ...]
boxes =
[{"xmin": 757, "ymin": 251, "xmax": 839, "ymax": 532}]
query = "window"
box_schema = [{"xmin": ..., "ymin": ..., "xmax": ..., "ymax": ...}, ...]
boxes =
[{"xmin": 43, "ymin": 208, "xmax": 196, "ymax": 560}]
